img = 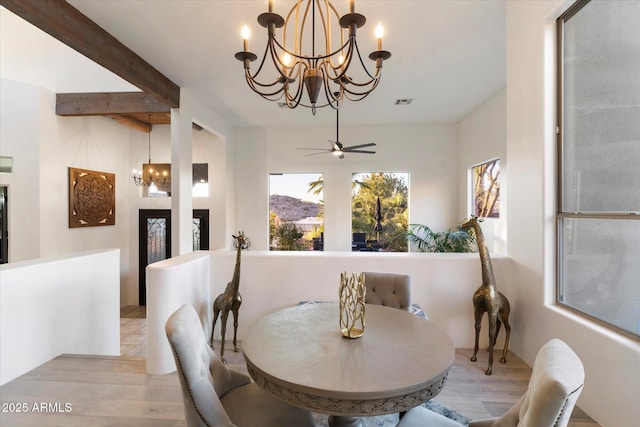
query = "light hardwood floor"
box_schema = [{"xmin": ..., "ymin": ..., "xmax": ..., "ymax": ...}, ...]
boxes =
[{"xmin": 0, "ymin": 306, "xmax": 599, "ymax": 427}]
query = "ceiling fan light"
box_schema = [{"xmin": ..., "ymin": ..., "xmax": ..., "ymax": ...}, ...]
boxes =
[{"xmin": 297, "ymin": 108, "xmax": 374, "ymax": 160}]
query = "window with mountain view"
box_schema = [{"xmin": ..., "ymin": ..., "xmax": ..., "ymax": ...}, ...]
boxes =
[
  {"xmin": 351, "ymin": 172, "xmax": 409, "ymax": 252},
  {"xmin": 269, "ymin": 173, "xmax": 324, "ymax": 251}
]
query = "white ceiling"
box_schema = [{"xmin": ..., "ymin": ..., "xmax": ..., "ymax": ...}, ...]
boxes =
[{"xmin": 0, "ymin": 1, "xmax": 505, "ymax": 128}]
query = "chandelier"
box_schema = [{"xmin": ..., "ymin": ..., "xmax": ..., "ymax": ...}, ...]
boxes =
[
  {"xmin": 235, "ymin": 0, "xmax": 391, "ymax": 114},
  {"xmin": 132, "ymin": 118, "xmax": 168, "ymax": 188}
]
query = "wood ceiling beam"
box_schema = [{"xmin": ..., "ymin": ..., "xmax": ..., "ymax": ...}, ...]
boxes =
[
  {"xmin": 0, "ymin": 0, "xmax": 180, "ymax": 108},
  {"xmin": 107, "ymin": 115, "xmax": 151, "ymax": 133},
  {"xmin": 56, "ymin": 92, "xmax": 170, "ymax": 116}
]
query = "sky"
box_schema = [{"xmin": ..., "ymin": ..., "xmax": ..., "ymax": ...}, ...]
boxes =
[
  {"xmin": 269, "ymin": 172, "xmax": 410, "ymax": 204},
  {"xmin": 269, "ymin": 173, "xmax": 323, "ymax": 203}
]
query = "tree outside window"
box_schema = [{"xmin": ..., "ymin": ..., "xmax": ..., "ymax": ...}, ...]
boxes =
[
  {"xmin": 471, "ymin": 159, "xmax": 500, "ymax": 218},
  {"xmin": 351, "ymin": 173, "xmax": 408, "ymax": 252}
]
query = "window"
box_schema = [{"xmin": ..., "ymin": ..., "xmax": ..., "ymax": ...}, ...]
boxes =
[
  {"xmin": 351, "ymin": 172, "xmax": 408, "ymax": 252},
  {"xmin": 192, "ymin": 164, "xmax": 209, "ymax": 197},
  {"xmin": 142, "ymin": 163, "xmax": 209, "ymax": 197},
  {"xmin": 0, "ymin": 156, "xmax": 13, "ymax": 173},
  {"xmin": 269, "ymin": 173, "xmax": 324, "ymax": 251},
  {"xmin": 557, "ymin": 0, "xmax": 640, "ymax": 339},
  {"xmin": 471, "ymin": 159, "xmax": 500, "ymax": 218}
]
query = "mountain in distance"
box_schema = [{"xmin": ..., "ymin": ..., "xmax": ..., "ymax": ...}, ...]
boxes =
[{"xmin": 270, "ymin": 194, "xmax": 321, "ymax": 221}]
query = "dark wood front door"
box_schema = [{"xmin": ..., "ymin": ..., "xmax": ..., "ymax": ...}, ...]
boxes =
[{"xmin": 138, "ymin": 209, "xmax": 209, "ymax": 305}]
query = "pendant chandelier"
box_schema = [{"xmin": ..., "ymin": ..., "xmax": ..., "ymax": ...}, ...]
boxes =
[
  {"xmin": 235, "ymin": 0, "xmax": 391, "ymax": 114},
  {"xmin": 132, "ymin": 117, "xmax": 168, "ymax": 188}
]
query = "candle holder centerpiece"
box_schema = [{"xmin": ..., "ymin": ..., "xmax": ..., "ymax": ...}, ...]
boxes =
[{"xmin": 339, "ymin": 272, "xmax": 366, "ymax": 338}]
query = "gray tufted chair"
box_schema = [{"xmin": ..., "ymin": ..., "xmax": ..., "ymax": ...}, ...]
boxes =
[
  {"xmin": 165, "ymin": 304, "xmax": 316, "ymax": 427},
  {"xmin": 396, "ymin": 338, "xmax": 585, "ymax": 427},
  {"xmin": 364, "ymin": 272, "xmax": 411, "ymax": 312}
]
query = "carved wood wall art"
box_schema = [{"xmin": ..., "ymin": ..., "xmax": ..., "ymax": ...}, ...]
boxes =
[{"xmin": 68, "ymin": 167, "xmax": 115, "ymax": 228}]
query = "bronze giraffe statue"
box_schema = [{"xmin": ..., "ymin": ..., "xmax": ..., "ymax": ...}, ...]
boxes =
[
  {"xmin": 460, "ymin": 216, "xmax": 511, "ymax": 375},
  {"xmin": 210, "ymin": 231, "xmax": 250, "ymax": 363}
]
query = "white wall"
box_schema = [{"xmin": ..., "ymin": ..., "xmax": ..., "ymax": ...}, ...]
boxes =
[
  {"xmin": 150, "ymin": 249, "xmax": 509, "ymax": 375},
  {"xmin": 146, "ymin": 251, "xmax": 211, "ymax": 375},
  {"xmin": 193, "ymin": 129, "xmax": 228, "ymax": 250},
  {"xmin": 0, "ymin": 79, "xmax": 134, "ymax": 305},
  {"xmin": 0, "ymin": 80, "xmax": 42, "ymax": 262},
  {"xmin": 457, "ymin": 87, "xmax": 507, "ymax": 254},
  {"xmin": 505, "ymin": 2, "xmax": 640, "ymax": 427},
  {"xmin": 210, "ymin": 250, "xmax": 508, "ymax": 350},
  {"xmin": 0, "ymin": 249, "xmax": 120, "ymax": 385},
  {"xmin": 40, "ymin": 99, "xmax": 133, "ymax": 307},
  {"xmin": 39, "ymin": 100, "xmax": 132, "ymax": 263},
  {"xmin": 233, "ymin": 123, "xmax": 460, "ymax": 251}
]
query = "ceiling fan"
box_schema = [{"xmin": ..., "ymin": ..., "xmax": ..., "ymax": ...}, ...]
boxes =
[{"xmin": 297, "ymin": 107, "xmax": 376, "ymax": 160}]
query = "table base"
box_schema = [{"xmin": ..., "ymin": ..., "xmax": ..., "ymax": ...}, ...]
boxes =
[{"xmin": 328, "ymin": 415, "xmax": 364, "ymax": 427}]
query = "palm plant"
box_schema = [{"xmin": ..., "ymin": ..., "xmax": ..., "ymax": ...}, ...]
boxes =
[{"xmin": 399, "ymin": 224, "xmax": 477, "ymax": 253}]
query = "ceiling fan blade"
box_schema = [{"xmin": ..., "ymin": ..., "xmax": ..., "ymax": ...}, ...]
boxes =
[
  {"xmin": 297, "ymin": 148, "xmax": 331, "ymax": 151},
  {"xmin": 346, "ymin": 150, "xmax": 376, "ymax": 154},
  {"xmin": 343, "ymin": 143, "xmax": 376, "ymax": 150},
  {"xmin": 304, "ymin": 151, "xmax": 332, "ymax": 157}
]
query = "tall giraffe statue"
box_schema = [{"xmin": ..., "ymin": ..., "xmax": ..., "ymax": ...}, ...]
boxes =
[
  {"xmin": 210, "ymin": 231, "xmax": 250, "ymax": 363},
  {"xmin": 460, "ymin": 216, "xmax": 511, "ymax": 375}
]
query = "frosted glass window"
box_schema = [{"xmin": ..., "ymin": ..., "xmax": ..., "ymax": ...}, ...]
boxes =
[
  {"xmin": 192, "ymin": 218, "xmax": 201, "ymax": 250},
  {"xmin": 561, "ymin": 0, "xmax": 640, "ymax": 212},
  {"xmin": 557, "ymin": 0, "xmax": 640, "ymax": 339},
  {"xmin": 146, "ymin": 218, "xmax": 167, "ymax": 264},
  {"xmin": 559, "ymin": 218, "xmax": 640, "ymax": 336}
]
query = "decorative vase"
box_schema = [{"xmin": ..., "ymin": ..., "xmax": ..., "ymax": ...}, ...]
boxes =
[{"xmin": 339, "ymin": 272, "xmax": 366, "ymax": 338}]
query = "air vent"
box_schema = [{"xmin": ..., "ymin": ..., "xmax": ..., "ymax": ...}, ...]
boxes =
[{"xmin": 395, "ymin": 98, "xmax": 413, "ymax": 105}]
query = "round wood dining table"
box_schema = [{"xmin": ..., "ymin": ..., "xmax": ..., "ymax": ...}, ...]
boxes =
[{"xmin": 242, "ymin": 302, "xmax": 455, "ymax": 427}]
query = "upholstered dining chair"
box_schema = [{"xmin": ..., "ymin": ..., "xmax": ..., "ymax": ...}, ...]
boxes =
[
  {"xmin": 364, "ymin": 271, "xmax": 412, "ymax": 312},
  {"xmin": 396, "ymin": 338, "xmax": 585, "ymax": 427},
  {"xmin": 165, "ymin": 304, "xmax": 316, "ymax": 427}
]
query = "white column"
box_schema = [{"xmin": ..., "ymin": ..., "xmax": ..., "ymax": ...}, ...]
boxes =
[
  {"xmin": 323, "ymin": 168, "xmax": 352, "ymax": 252},
  {"xmin": 171, "ymin": 93, "xmax": 193, "ymax": 256}
]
